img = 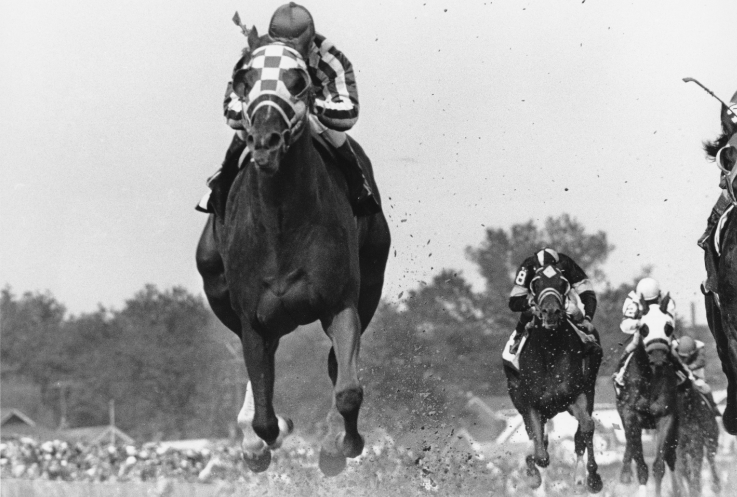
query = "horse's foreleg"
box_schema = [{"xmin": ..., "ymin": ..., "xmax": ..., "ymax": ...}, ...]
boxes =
[
  {"xmin": 620, "ymin": 410, "xmax": 647, "ymax": 486},
  {"xmin": 237, "ymin": 329, "xmax": 282, "ymax": 472},
  {"xmin": 569, "ymin": 393, "xmax": 602, "ymax": 493},
  {"xmin": 527, "ymin": 409, "xmax": 549, "ymax": 468},
  {"xmin": 652, "ymin": 413, "xmax": 677, "ymax": 497},
  {"xmin": 319, "ymin": 306, "xmax": 364, "ymax": 476}
]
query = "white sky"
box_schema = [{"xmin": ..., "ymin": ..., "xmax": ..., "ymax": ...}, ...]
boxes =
[{"xmin": 1, "ymin": 0, "xmax": 735, "ymax": 325}]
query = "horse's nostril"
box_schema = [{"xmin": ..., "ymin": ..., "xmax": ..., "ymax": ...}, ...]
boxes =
[{"xmin": 267, "ymin": 133, "xmax": 282, "ymax": 149}]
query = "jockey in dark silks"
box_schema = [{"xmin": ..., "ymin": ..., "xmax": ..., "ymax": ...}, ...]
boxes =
[
  {"xmin": 697, "ymin": 89, "xmax": 737, "ymax": 295},
  {"xmin": 507, "ymin": 248, "xmax": 599, "ymax": 354},
  {"xmin": 674, "ymin": 335, "xmax": 721, "ymax": 416},
  {"xmin": 197, "ymin": 2, "xmax": 380, "ymax": 217}
]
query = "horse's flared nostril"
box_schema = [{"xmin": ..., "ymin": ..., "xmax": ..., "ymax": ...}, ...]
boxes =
[{"xmin": 267, "ymin": 133, "xmax": 282, "ymax": 149}]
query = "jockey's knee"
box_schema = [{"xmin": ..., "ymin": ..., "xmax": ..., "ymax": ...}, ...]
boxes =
[{"xmin": 322, "ymin": 128, "xmax": 347, "ymax": 148}]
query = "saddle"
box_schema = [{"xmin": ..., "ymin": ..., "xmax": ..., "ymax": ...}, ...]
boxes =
[{"xmin": 502, "ymin": 320, "xmax": 597, "ymax": 373}]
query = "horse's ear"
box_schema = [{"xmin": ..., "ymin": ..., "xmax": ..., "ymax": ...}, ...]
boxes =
[
  {"xmin": 659, "ymin": 292, "xmax": 671, "ymax": 314},
  {"xmin": 248, "ymin": 25, "xmax": 260, "ymax": 50},
  {"xmin": 639, "ymin": 295, "xmax": 650, "ymax": 315}
]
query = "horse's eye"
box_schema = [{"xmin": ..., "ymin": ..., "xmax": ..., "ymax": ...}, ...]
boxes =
[
  {"xmin": 282, "ymin": 69, "xmax": 308, "ymax": 96},
  {"xmin": 639, "ymin": 324, "xmax": 649, "ymax": 338},
  {"xmin": 233, "ymin": 68, "xmax": 259, "ymax": 98},
  {"xmin": 664, "ymin": 323, "xmax": 674, "ymax": 336}
]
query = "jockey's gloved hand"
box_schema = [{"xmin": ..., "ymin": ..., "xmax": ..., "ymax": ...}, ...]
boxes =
[{"xmin": 581, "ymin": 318, "xmax": 595, "ymax": 333}]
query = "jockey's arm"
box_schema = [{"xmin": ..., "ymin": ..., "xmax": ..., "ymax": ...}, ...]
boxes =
[
  {"xmin": 620, "ymin": 295, "xmax": 641, "ymax": 334},
  {"xmin": 688, "ymin": 345, "xmax": 707, "ymax": 372},
  {"xmin": 308, "ymin": 34, "xmax": 359, "ymax": 131}
]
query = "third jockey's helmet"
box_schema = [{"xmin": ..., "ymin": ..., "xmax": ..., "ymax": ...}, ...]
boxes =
[
  {"xmin": 677, "ymin": 336, "xmax": 697, "ymax": 358},
  {"xmin": 636, "ymin": 277, "xmax": 660, "ymax": 302},
  {"xmin": 535, "ymin": 248, "xmax": 560, "ymax": 267},
  {"xmin": 269, "ymin": 3, "xmax": 315, "ymax": 58}
]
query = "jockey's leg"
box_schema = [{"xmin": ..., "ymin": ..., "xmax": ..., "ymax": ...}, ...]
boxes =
[
  {"xmin": 196, "ymin": 132, "xmax": 248, "ymax": 215},
  {"xmin": 613, "ymin": 335, "xmax": 639, "ymax": 386},
  {"xmin": 699, "ymin": 189, "xmax": 731, "ymax": 293},
  {"xmin": 510, "ymin": 316, "xmax": 531, "ymax": 354},
  {"xmin": 310, "ymin": 117, "xmax": 380, "ymax": 216}
]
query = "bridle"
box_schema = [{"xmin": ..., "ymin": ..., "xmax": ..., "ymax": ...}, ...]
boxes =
[
  {"xmin": 529, "ymin": 265, "xmax": 571, "ymax": 318},
  {"xmin": 237, "ymin": 43, "xmax": 311, "ymax": 141}
]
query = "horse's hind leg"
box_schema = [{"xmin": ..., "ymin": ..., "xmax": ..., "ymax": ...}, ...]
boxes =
[
  {"xmin": 706, "ymin": 429, "xmax": 721, "ymax": 495},
  {"xmin": 319, "ymin": 306, "xmax": 364, "ymax": 476}
]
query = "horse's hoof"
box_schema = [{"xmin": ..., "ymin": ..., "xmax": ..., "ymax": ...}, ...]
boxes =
[
  {"xmin": 339, "ymin": 432, "xmax": 365, "ymax": 458},
  {"xmin": 535, "ymin": 454, "xmax": 550, "ymax": 468},
  {"xmin": 319, "ymin": 448, "xmax": 347, "ymax": 477},
  {"xmin": 587, "ymin": 473, "xmax": 603, "ymax": 493},
  {"xmin": 620, "ymin": 468, "xmax": 632, "ymax": 485},
  {"xmin": 525, "ymin": 456, "xmax": 542, "ymax": 489},
  {"xmin": 242, "ymin": 450, "xmax": 271, "ymax": 473},
  {"xmin": 722, "ymin": 404, "xmax": 737, "ymax": 435}
]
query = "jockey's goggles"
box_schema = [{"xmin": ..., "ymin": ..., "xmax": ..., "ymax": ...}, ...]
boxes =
[
  {"xmin": 239, "ymin": 44, "xmax": 311, "ymax": 130},
  {"xmin": 716, "ymin": 133, "xmax": 737, "ymax": 174}
]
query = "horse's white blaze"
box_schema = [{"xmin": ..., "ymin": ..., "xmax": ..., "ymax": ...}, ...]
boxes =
[{"xmin": 237, "ymin": 381, "xmax": 292, "ymax": 454}]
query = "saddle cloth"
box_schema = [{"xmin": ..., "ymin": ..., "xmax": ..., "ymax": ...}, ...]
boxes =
[{"xmin": 714, "ymin": 204, "xmax": 735, "ymax": 256}]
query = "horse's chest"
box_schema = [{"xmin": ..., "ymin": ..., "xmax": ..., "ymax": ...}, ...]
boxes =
[{"xmin": 236, "ymin": 226, "xmax": 358, "ymax": 330}]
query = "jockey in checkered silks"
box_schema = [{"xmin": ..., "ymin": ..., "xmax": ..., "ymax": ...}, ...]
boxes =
[
  {"xmin": 507, "ymin": 248, "xmax": 600, "ymax": 355},
  {"xmin": 197, "ymin": 2, "xmax": 380, "ymax": 217}
]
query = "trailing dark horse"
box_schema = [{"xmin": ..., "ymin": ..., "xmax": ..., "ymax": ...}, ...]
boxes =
[
  {"xmin": 704, "ymin": 232, "xmax": 737, "ymax": 435},
  {"xmin": 195, "ymin": 28, "xmax": 390, "ymax": 476},
  {"xmin": 615, "ymin": 296, "xmax": 679, "ymax": 497},
  {"xmin": 504, "ymin": 264, "xmax": 603, "ymax": 493},
  {"xmin": 675, "ymin": 380, "xmax": 721, "ymax": 497}
]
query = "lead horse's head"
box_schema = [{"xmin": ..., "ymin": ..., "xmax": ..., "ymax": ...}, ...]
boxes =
[
  {"xmin": 638, "ymin": 294, "xmax": 675, "ymax": 369},
  {"xmin": 232, "ymin": 27, "xmax": 312, "ymax": 174},
  {"xmin": 529, "ymin": 264, "xmax": 571, "ymax": 330}
]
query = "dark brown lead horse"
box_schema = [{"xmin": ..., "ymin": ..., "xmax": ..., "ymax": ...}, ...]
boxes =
[
  {"xmin": 504, "ymin": 264, "xmax": 603, "ymax": 493},
  {"xmin": 615, "ymin": 296, "xmax": 679, "ymax": 497},
  {"xmin": 196, "ymin": 28, "xmax": 390, "ymax": 476}
]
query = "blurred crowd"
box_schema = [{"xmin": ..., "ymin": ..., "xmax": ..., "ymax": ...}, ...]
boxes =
[{"xmin": 0, "ymin": 437, "xmax": 245, "ymax": 483}]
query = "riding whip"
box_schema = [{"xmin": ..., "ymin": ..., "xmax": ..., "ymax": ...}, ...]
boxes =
[
  {"xmin": 683, "ymin": 77, "xmax": 737, "ymax": 125},
  {"xmin": 232, "ymin": 11, "xmax": 251, "ymax": 37}
]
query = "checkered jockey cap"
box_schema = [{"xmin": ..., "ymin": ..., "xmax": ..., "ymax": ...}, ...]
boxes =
[{"xmin": 243, "ymin": 44, "xmax": 310, "ymax": 128}]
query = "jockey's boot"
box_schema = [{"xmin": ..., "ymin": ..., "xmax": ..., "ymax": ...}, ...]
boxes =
[
  {"xmin": 705, "ymin": 392, "xmax": 722, "ymax": 417},
  {"xmin": 510, "ymin": 330, "xmax": 524, "ymax": 355},
  {"xmin": 196, "ymin": 133, "xmax": 248, "ymax": 216},
  {"xmin": 334, "ymin": 141, "xmax": 381, "ymax": 217},
  {"xmin": 612, "ymin": 352, "xmax": 630, "ymax": 387}
]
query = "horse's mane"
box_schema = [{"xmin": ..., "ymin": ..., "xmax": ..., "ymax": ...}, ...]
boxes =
[{"xmin": 703, "ymin": 123, "xmax": 734, "ymax": 159}]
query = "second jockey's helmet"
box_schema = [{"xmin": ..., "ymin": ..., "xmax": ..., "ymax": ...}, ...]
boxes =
[
  {"xmin": 636, "ymin": 277, "xmax": 660, "ymax": 302},
  {"xmin": 677, "ymin": 336, "xmax": 697, "ymax": 358},
  {"xmin": 535, "ymin": 248, "xmax": 560, "ymax": 267},
  {"xmin": 269, "ymin": 3, "xmax": 315, "ymax": 58}
]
